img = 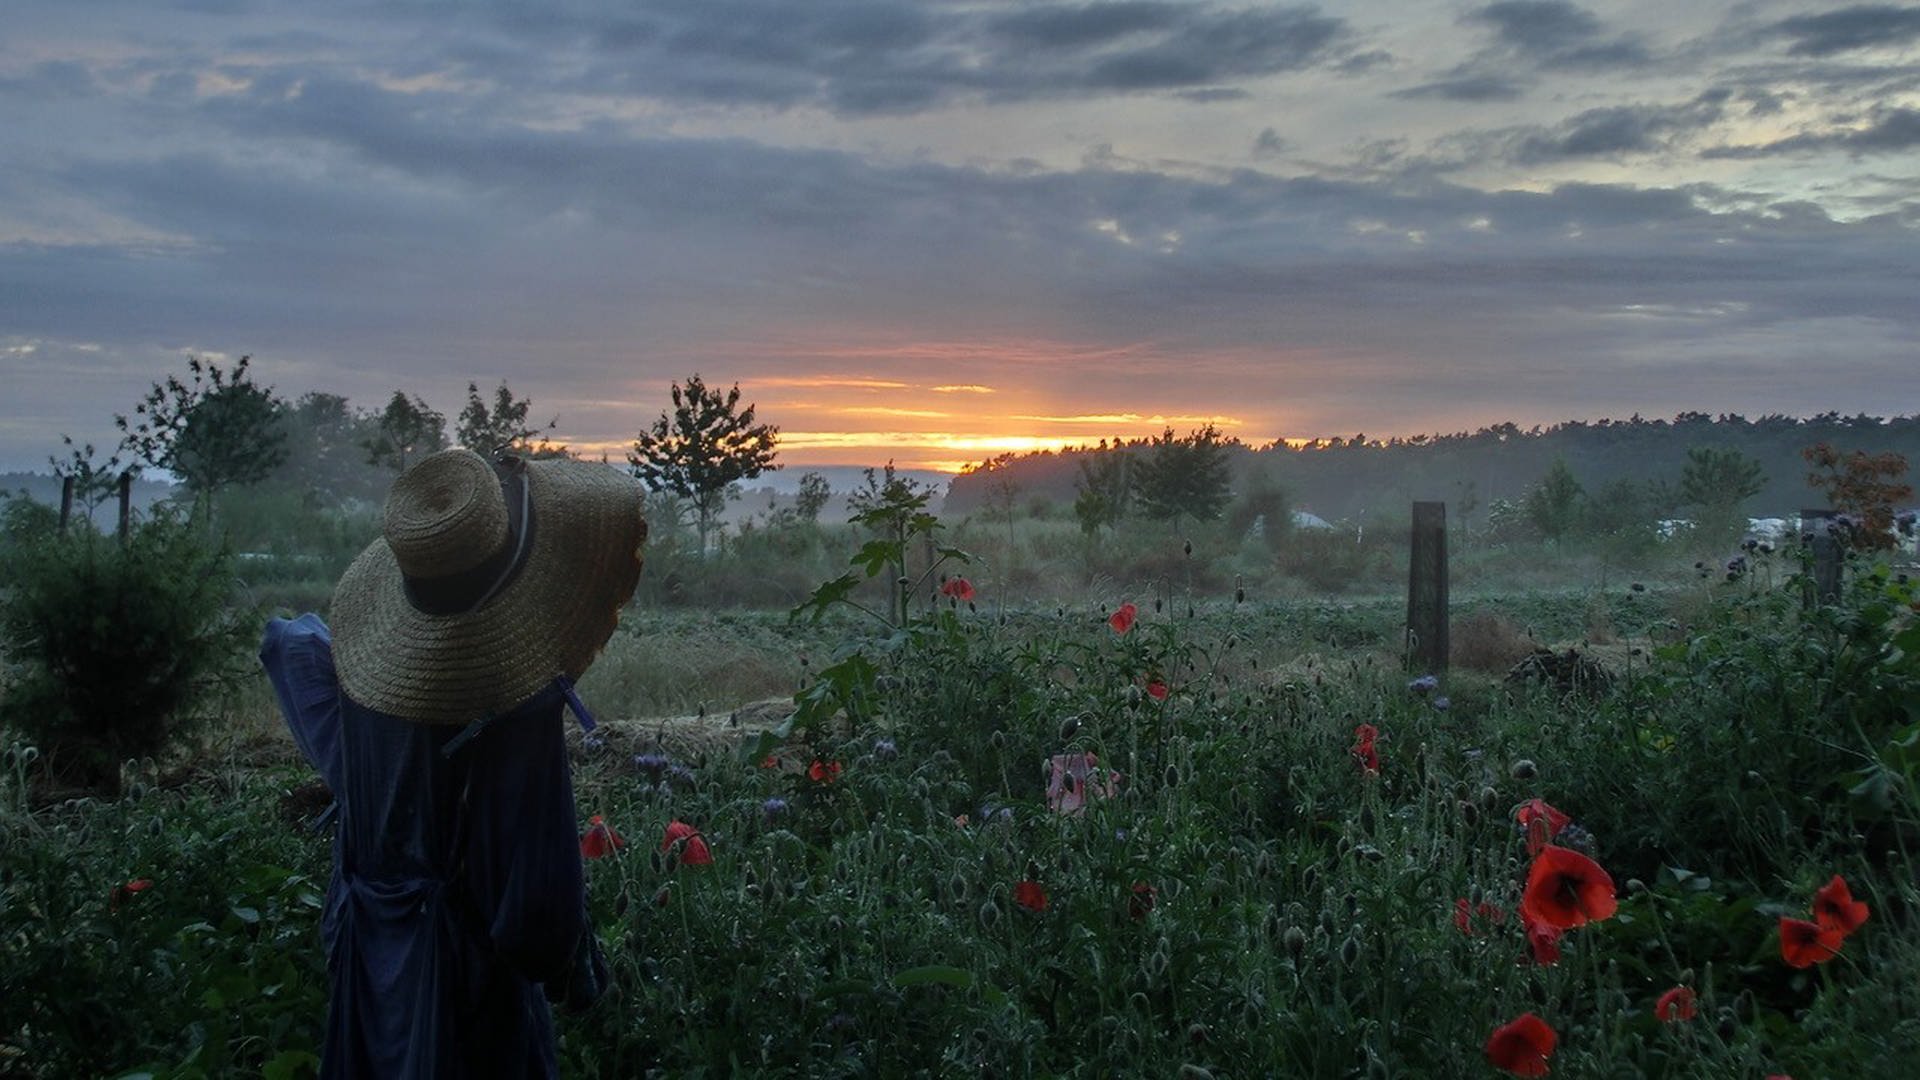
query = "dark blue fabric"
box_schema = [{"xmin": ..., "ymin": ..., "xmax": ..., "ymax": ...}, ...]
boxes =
[{"xmin": 260, "ymin": 616, "xmax": 595, "ymax": 1080}]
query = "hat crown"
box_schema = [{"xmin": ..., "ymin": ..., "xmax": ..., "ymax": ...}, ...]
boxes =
[{"xmin": 383, "ymin": 449, "xmax": 509, "ymax": 580}]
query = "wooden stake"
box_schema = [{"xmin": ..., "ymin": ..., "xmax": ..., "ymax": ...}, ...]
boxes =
[{"xmin": 1406, "ymin": 501, "xmax": 1449, "ymax": 673}]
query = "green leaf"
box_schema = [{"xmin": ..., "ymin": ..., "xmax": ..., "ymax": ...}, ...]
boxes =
[
  {"xmin": 261, "ymin": 1050, "xmax": 321, "ymax": 1080},
  {"xmin": 893, "ymin": 965, "xmax": 976, "ymax": 989}
]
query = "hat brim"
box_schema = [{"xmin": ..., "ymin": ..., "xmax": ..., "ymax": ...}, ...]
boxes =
[{"xmin": 330, "ymin": 458, "xmax": 648, "ymax": 724}]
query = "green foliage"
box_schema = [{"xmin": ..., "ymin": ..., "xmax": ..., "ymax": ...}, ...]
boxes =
[
  {"xmin": 796, "ymin": 465, "xmax": 967, "ymax": 629},
  {"xmin": 0, "ymin": 782, "xmax": 329, "ymax": 1076},
  {"xmin": 793, "ymin": 471, "xmax": 832, "ymax": 524},
  {"xmin": 114, "ymin": 355, "xmax": 287, "ymax": 512},
  {"xmin": 49, "ymin": 436, "xmax": 125, "ymax": 522},
  {"xmin": 1803, "ymin": 443, "xmax": 1913, "ymax": 551},
  {"xmin": 362, "ymin": 390, "xmax": 447, "ymax": 475},
  {"xmin": 1524, "ymin": 456, "xmax": 1584, "ymax": 542},
  {"xmin": 0, "ymin": 514, "xmax": 253, "ymax": 795},
  {"xmin": 629, "ymin": 374, "xmax": 781, "ymax": 552},
  {"xmin": 454, "ymin": 380, "xmax": 559, "ymax": 458},
  {"xmin": 1680, "ymin": 445, "xmax": 1766, "ymax": 543},
  {"xmin": 1133, "ymin": 426, "xmax": 1233, "ymax": 528},
  {"xmin": 1073, "ymin": 448, "xmax": 1133, "ymax": 537}
]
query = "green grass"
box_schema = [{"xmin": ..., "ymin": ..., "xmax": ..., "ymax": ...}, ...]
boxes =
[{"xmin": 4, "ymin": 565, "xmax": 1918, "ymax": 1077}]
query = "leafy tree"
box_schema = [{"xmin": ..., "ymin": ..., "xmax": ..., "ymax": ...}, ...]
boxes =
[
  {"xmin": 1679, "ymin": 445, "xmax": 1765, "ymax": 541},
  {"xmin": 115, "ymin": 354, "xmax": 287, "ymax": 524},
  {"xmin": 364, "ymin": 391, "xmax": 448, "ymax": 475},
  {"xmin": 1224, "ymin": 466, "xmax": 1291, "ymax": 553},
  {"xmin": 793, "ymin": 472, "xmax": 832, "ymax": 525},
  {"xmin": 1524, "ymin": 457, "xmax": 1584, "ymax": 542},
  {"xmin": 1804, "ymin": 443, "xmax": 1912, "ymax": 551},
  {"xmin": 456, "ymin": 380, "xmax": 561, "ymax": 457},
  {"xmin": 1133, "ymin": 426, "xmax": 1233, "ymax": 529},
  {"xmin": 1073, "ymin": 446, "xmax": 1133, "ymax": 537},
  {"xmin": 49, "ymin": 436, "xmax": 124, "ymax": 526},
  {"xmin": 628, "ymin": 374, "xmax": 781, "ymax": 552}
]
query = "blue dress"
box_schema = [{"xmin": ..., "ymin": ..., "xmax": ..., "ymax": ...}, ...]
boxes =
[{"xmin": 260, "ymin": 614, "xmax": 603, "ymax": 1079}]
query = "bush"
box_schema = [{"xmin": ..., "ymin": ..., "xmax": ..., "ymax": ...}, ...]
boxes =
[{"xmin": 0, "ymin": 512, "xmax": 253, "ymax": 796}]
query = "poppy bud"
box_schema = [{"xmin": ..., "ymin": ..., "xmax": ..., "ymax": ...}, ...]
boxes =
[
  {"xmin": 1059, "ymin": 715, "xmax": 1081, "ymax": 741},
  {"xmin": 1186, "ymin": 1022, "xmax": 1207, "ymax": 1045},
  {"xmin": 1183, "ymin": 539, "xmax": 1193, "ymax": 557},
  {"xmin": 1177, "ymin": 1066, "xmax": 1215, "ymax": 1080},
  {"xmin": 1359, "ymin": 805, "xmax": 1375, "ymax": 832},
  {"xmin": 1284, "ymin": 926, "xmax": 1307, "ymax": 957},
  {"xmin": 1626, "ymin": 878, "xmax": 1646, "ymax": 894},
  {"xmin": 1154, "ymin": 597, "xmax": 1164, "ymax": 613},
  {"xmin": 1163, "ymin": 764, "xmax": 1180, "ymax": 788},
  {"xmin": 1320, "ymin": 908, "xmax": 1338, "ymax": 935},
  {"xmin": 976, "ymin": 897, "xmax": 1001, "ymax": 929},
  {"xmin": 654, "ymin": 885, "xmax": 672, "ymax": 907},
  {"xmin": 1458, "ymin": 800, "xmax": 1479, "ymax": 826},
  {"xmin": 828, "ymin": 914, "xmax": 844, "ymax": 935},
  {"xmin": 1147, "ymin": 943, "xmax": 1170, "ymax": 978},
  {"xmin": 1339, "ymin": 935, "xmax": 1361, "ymax": 968},
  {"xmin": 947, "ymin": 873, "xmax": 969, "ymax": 904},
  {"xmin": 615, "ymin": 890, "xmax": 630, "ymax": 917}
]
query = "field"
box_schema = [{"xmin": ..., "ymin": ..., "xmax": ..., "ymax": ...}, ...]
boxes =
[{"xmin": 3, "ymin": 556, "xmax": 1918, "ymax": 1077}]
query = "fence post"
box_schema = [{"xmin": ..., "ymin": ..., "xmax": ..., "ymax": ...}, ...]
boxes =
[
  {"xmin": 1406, "ymin": 501, "xmax": 1449, "ymax": 674},
  {"xmin": 116, "ymin": 472, "xmax": 133, "ymax": 545},
  {"xmin": 1801, "ymin": 508, "xmax": 1841, "ymax": 606},
  {"xmin": 58, "ymin": 476, "xmax": 75, "ymax": 534}
]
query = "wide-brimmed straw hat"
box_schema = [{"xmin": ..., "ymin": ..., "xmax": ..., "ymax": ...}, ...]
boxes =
[{"xmin": 330, "ymin": 447, "xmax": 648, "ymax": 724}]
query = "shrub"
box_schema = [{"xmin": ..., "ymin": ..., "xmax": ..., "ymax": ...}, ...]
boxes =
[{"xmin": 0, "ymin": 511, "xmax": 253, "ymax": 796}]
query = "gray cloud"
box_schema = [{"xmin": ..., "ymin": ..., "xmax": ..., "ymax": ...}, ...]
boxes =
[
  {"xmin": 1507, "ymin": 92, "xmax": 1730, "ymax": 162},
  {"xmin": 1391, "ymin": 73, "xmax": 1527, "ymax": 102},
  {"xmin": 1464, "ymin": 0, "xmax": 1650, "ymax": 68},
  {"xmin": 1704, "ymin": 105, "xmax": 1920, "ymax": 157},
  {"xmin": 1773, "ymin": 5, "xmax": 1920, "ymax": 57}
]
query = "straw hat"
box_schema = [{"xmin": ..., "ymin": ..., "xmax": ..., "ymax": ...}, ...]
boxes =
[{"xmin": 330, "ymin": 447, "xmax": 648, "ymax": 724}]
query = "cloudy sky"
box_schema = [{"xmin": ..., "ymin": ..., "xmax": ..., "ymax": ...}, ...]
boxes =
[{"xmin": 3, "ymin": 1, "xmax": 1917, "ymax": 473}]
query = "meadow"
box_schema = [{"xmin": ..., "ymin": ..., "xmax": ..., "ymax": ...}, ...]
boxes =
[{"xmin": 3, "ymin": 526, "xmax": 1917, "ymax": 1077}]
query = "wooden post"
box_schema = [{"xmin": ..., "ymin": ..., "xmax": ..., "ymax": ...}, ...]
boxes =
[
  {"xmin": 1406, "ymin": 501, "xmax": 1449, "ymax": 674},
  {"xmin": 1801, "ymin": 508, "xmax": 1840, "ymax": 606},
  {"xmin": 116, "ymin": 472, "xmax": 133, "ymax": 545},
  {"xmin": 58, "ymin": 476, "xmax": 74, "ymax": 534}
]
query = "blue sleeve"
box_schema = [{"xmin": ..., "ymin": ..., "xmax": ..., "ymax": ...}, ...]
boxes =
[
  {"xmin": 462, "ymin": 706, "xmax": 590, "ymax": 987},
  {"xmin": 259, "ymin": 614, "xmax": 345, "ymax": 793}
]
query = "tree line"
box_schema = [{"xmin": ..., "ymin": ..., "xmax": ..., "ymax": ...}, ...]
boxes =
[{"xmin": 35, "ymin": 357, "xmax": 782, "ymax": 546}]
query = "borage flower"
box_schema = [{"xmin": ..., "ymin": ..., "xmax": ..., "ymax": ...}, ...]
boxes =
[
  {"xmin": 1778, "ymin": 917, "xmax": 1842, "ymax": 968},
  {"xmin": 1013, "ymin": 880, "xmax": 1048, "ymax": 913},
  {"xmin": 1520, "ymin": 845, "xmax": 1617, "ymax": 930},
  {"xmin": 940, "ymin": 577, "xmax": 976, "ymax": 602},
  {"xmin": 808, "ymin": 759, "xmax": 843, "ymax": 784},
  {"xmin": 1108, "ymin": 602, "xmax": 1138, "ymax": 634},
  {"xmin": 1811, "ymin": 874, "xmax": 1869, "ymax": 938},
  {"xmin": 1485, "ymin": 1013, "xmax": 1557, "ymax": 1077},
  {"xmin": 1655, "ymin": 985, "xmax": 1697, "ymax": 1023},
  {"xmin": 660, "ymin": 820, "xmax": 713, "ymax": 867},
  {"xmin": 579, "ymin": 814, "xmax": 626, "ymax": 859}
]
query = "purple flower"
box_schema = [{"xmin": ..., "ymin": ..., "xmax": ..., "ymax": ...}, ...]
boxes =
[
  {"xmin": 582, "ymin": 735, "xmax": 607, "ymax": 755},
  {"xmin": 1408, "ymin": 674, "xmax": 1439, "ymax": 695},
  {"xmin": 761, "ymin": 796, "xmax": 789, "ymax": 822},
  {"xmin": 873, "ymin": 738, "xmax": 898, "ymax": 761},
  {"xmin": 632, "ymin": 753, "xmax": 671, "ymax": 781},
  {"xmin": 1431, "ymin": 696, "xmax": 1451, "ymax": 712}
]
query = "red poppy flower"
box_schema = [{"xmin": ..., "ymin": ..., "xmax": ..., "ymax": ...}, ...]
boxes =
[
  {"xmin": 1128, "ymin": 882, "xmax": 1156, "ymax": 920},
  {"xmin": 1454, "ymin": 897, "xmax": 1473, "ymax": 934},
  {"xmin": 579, "ymin": 814, "xmax": 626, "ymax": 859},
  {"xmin": 1108, "ymin": 602, "xmax": 1138, "ymax": 634},
  {"xmin": 660, "ymin": 820, "xmax": 713, "ymax": 867},
  {"xmin": 760, "ymin": 753, "xmax": 779, "ymax": 769},
  {"xmin": 1485, "ymin": 1013, "xmax": 1557, "ymax": 1077},
  {"xmin": 1778, "ymin": 917, "xmax": 1843, "ymax": 968},
  {"xmin": 1520, "ymin": 845, "xmax": 1617, "ymax": 930},
  {"xmin": 1811, "ymin": 875, "xmax": 1869, "ymax": 938},
  {"xmin": 1522, "ymin": 909, "xmax": 1562, "ymax": 966},
  {"xmin": 940, "ymin": 577, "xmax": 976, "ymax": 602},
  {"xmin": 1013, "ymin": 879, "xmax": 1048, "ymax": 912},
  {"xmin": 808, "ymin": 759, "xmax": 843, "ymax": 784},
  {"xmin": 1145, "ymin": 679, "xmax": 1169, "ymax": 701},
  {"xmin": 1350, "ymin": 724, "xmax": 1381, "ymax": 774},
  {"xmin": 109, "ymin": 878, "xmax": 153, "ymax": 913},
  {"xmin": 1516, "ymin": 799, "xmax": 1571, "ymax": 856},
  {"xmin": 1655, "ymin": 985, "xmax": 1697, "ymax": 1022}
]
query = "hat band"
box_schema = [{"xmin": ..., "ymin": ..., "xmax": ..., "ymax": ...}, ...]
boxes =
[{"xmin": 402, "ymin": 463, "xmax": 537, "ymax": 616}]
